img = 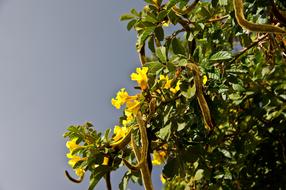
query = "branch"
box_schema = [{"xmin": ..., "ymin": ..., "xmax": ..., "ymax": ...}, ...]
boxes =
[
  {"xmin": 207, "ymin": 15, "xmax": 229, "ymax": 23},
  {"xmin": 230, "ymin": 33, "xmax": 269, "ymax": 64},
  {"xmin": 105, "ymin": 172, "xmax": 112, "ymax": 190}
]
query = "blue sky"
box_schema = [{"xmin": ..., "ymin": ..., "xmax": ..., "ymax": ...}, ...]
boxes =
[{"xmin": 0, "ymin": 0, "xmax": 162, "ymax": 189}]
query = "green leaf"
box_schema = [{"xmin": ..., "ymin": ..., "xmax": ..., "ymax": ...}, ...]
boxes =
[
  {"xmin": 181, "ymin": 83, "xmax": 196, "ymax": 99},
  {"xmin": 119, "ymin": 171, "xmax": 130, "ymax": 190},
  {"xmin": 88, "ymin": 166, "xmax": 109, "ymax": 190},
  {"xmin": 218, "ymin": 0, "xmax": 228, "ymax": 6},
  {"xmin": 177, "ymin": 122, "xmax": 187, "ymax": 131},
  {"xmin": 157, "ymin": 10, "xmax": 168, "ymax": 21},
  {"xmin": 194, "ymin": 169, "xmax": 204, "ymax": 181},
  {"xmin": 219, "ymin": 148, "xmax": 232, "ymax": 159},
  {"xmin": 136, "ymin": 27, "xmax": 155, "ymax": 50},
  {"xmin": 120, "ymin": 13, "xmax": 134, "ymax": 21},
  {"xmin": 157, "ymin": 123, "xmax": 171, "ymax": 140},
  {"xmin": 209, "ymin": 51, "xmax": 232, "ymax": 61},
  {"xmin": 167, "ymin": 0, "xmax": 178, "ymax": 9},
  {"xmin": 163, "ymin": 158, "xmax": 178, "ymax": 178},
  {"xmin": 172, "ymin": 38, "xmax": 186, "ymax": 56},
  {"xmin": 127, "ymin": 19, "xmax": 137, "ymax": 31},
  {"xmin": 156, "ymin": 46, "xmax": 167, "ymax": 63},
  {"xmin": 145, "ymin": 61, "xmax": 163, "ymax": 75},
  {"xmin": 154, "ymin": 26, "xmax": 164, "ymax": 41},
  {"xmin": 147, "ymin": 36, "xmax": 155, "ymax": 53},
  {"xmin": 211, "ymin": 0, "xmax": 219, "ymax": 7},
  {"xmin": 168, "ymin": 10, "xmax": 179, "ymax": 24},
  {"xmin": 130, "ymin": 171, "xmax": 142, "ymax": 185},
  {"xmin": 135, "ymin": 21, "xmax": 155, "ymax": 31},
  {"xmin": 166, "ymin": 61, "xmax": 176, "ymax": 72},
  {"xmin": 104, "ymin": 128, "xmax": 111, "ymax": 141},
  {"xmin": 232, "ymin": 83, "xmax": 245, "ymax": 92},
  {"xmin": 143, "ymin": 15, "xmax": 158, "ymax": 23},
  {"xmin": 144, "ymin": 0, "xmax": 152, "ymax": 3},
  {"xmin": 130, "ymin": 8, "xmax": 139, "ymax": 16}
]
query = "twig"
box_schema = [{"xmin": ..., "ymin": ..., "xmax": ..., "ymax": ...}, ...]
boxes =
[
  {"xmin": 207, "ymin": 15, "xmax": 229, "ymax": 23},
  {"xmin": 230, "ymin": 34, "xmax": 269, "ymax": 64},
  {"xmin": 105, "ymin": 172, "xmax": 112, "ymax": 190}
]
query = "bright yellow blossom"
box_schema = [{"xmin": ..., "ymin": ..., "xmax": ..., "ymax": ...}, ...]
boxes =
[
  {"xmin": 75, "ymin": 168, "xmax": 85, "ymax": 177},
  {"xmin": 152, "ymin": 150, "xmax": 167, "ymax": 165},
  {"xmin": 93, "ymin": 156, "xmax": 109, "ymax": 168},
  {"xmin": 111, "ymin": 89, "xmax": 139, "ymax": 110},
  {"xmin": 67, "ymin": 154, "xmax": 87, "ymax": 167},
  {"xmin": 203, "ymin": 75, "xmax": 208, "ymax": 85},
  {"xmin": 122, "ymin": 110, "xmax": 134, "ymax": 126},
  {"xmin": 113, "ymin": 125, "xmax": 129, "ymax": 142},
  {"xmin": 126, "ymin": 99, "xmax": 141, "ymax": 114},
  {"xmin": 103, "ymin": 157, "xmax": 109, "ymax": 166},
  {"xmin": 159, "ymin": 75, "xmax": 172, "ymax": 89},
  {"xmin": 162, "ymin": 20, "xmax": 170, "ymax": 27},
  {"xmin": 170, "ymin": 80, "xmax": 181, "ymax": 93},
  {"xmin": 131, "ymin": 67, "xmax": 148, "ymax": 90},
  {"xmin": 66, "ymin": 139, "xmax": 81, "ymax": 152},
  {"xmin": 160, "ymin": 174, "xmax": 166, "ymax": 184},
  {"xmin": 111, "ymin": 88, "xmax": 129, "ymax": 109}
]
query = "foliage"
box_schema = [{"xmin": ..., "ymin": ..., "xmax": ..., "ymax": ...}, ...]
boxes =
[{"xmin": 64, "ymin": 0, "xmax": 286, "ymax": 189}]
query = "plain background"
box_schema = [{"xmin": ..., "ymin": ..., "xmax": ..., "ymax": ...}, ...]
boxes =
[{"xmin": 0, "ymin": 0, "xmax": 162, "ymax": 189}]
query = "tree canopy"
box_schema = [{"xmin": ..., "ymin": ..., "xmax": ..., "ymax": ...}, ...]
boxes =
[{"xmin": 63, "ymin": 0, "xmax": 286, "ymax": 189}]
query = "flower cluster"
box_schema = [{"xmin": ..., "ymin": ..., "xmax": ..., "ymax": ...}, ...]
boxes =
[
  {"xmin": 152, "ymin": 144, "xmax": 168, "ymax": 165},
  {"xmin": 66, "ymin": 139, "xmax": 87, "ymax": 177},
  {"xmin": 113, "ymin": 125, "xmax": 129, "ymax": 142},
  {"xmin": 111, "ymin": 89, "xmax": 141, "ymax": 114},
  {"xmin": 159, "ymin": 74, "xmax": 181, "ymax": 94},
  {"xmin": 110, "ymin": 67, "xmax": 150, "ymax": 142},
  {"xmin": 131, "ymin": 67, "xmax": 148, "ymax": 90},
  {"xmin": 152, "ymin": 150, "xmax": 167, "ymax": 165}
]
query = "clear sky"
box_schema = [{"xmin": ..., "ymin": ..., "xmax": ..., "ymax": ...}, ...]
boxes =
[{"xmin": 0, "ymin": 0, "xmax": 161, "ymax": 189}]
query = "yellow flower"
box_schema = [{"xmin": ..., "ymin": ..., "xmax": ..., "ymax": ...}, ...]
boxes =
[
  {"xmin": 122, "ymin": 110, "xmax": 134, "ymax": 126},
  {"xmin": 126, "ymin": 99, "xmax": 141, "ymax": 114},
  {"xmin": 75, "ymin": 168, "xmax": 85, "ymax": 177},
  {"xmin": 160, "ymin": 174, "xmax": 166, "ymax": 184},
  {"xmin": 159, "ymin": 75, "xmax": 172, "ymax": 89},
  {"xmin": 111, "ymin": 88, "xmax": 129, "ymax": 109},
  {"xmin": 66, "ymin": 139, "xmax": 81, "ymax": 152},
  {"xmin": 203, "ymin": 75, "xmax": 208, "ymax": 85},
  {"xmin": 67, "ymin": 154, "xmax": 87, "ymax": 167},
  {"xmin": 103, "ymin": 157, "xmax": 109, "ymax": 166},
  {"xmin": 152, "ymin": 150, "xmax": 167, "ymax": 165},
  {"xmin": 170, "ymin": 80, "xmax": 181, "ymax": 93},
  {"xmin": 162, "ymin": 20, "xmax": 170, "ymax": 27},
  {"xmin": 113, "ymin": 125, "xmax": 129, "ymax": 142},
  {"xmin": 131, "ymin": 67, "xmax": 148, "ymax": 90}
]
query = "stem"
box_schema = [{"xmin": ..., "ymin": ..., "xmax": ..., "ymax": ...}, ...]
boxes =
[
  {"xmin": 105, "ymin": 172, "xmax": 112, "ymax": 190},
  {"xmin": 207, "ymin": 15, "xmax": 229, "ymax": 23},
  {"xmin": 230, "ymin": 34, "xmax": 269, "ymax": 64}
]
